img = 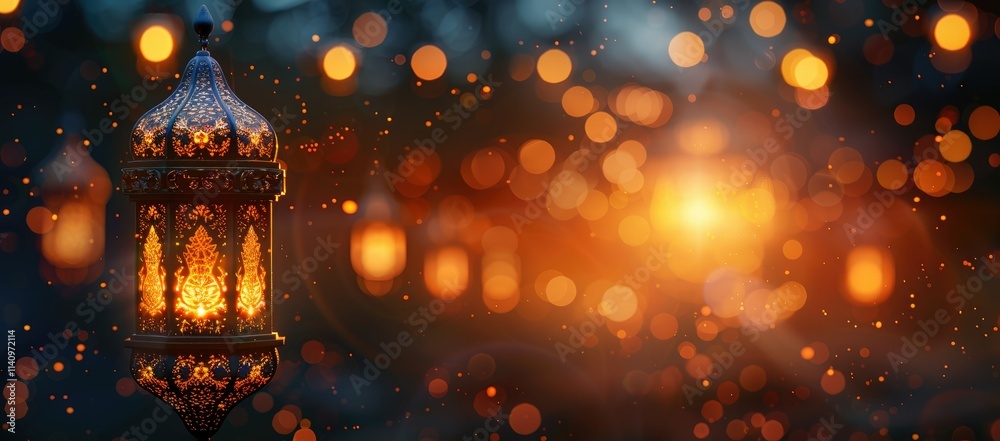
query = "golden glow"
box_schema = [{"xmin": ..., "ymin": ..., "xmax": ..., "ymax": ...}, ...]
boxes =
[
  {"xmin": 585, "ymin": 111, "xmax": 617, "ymax": 143},
  {"xmin": 139, "ymin": 25, "xmax": 174, "ymax": 63},
  {"xmin": 749, "ymin": 1, "xmax": 786, "ymax": 38},
  {"xmin": 0, "ymin": 0, "xmax": 19, "ymax": 14},
  {"xmin": 561, "ymin": 86, "xmax": 595, "ymax": 117},
  {"xmin": 933, "ymin": 14, "xmax": 971, "ymax": 51},
  {"xmin": 351, "ymin": 221, "xmax": 406, "ymax": 282},
  {"xmin": 411, "ymin": 45, "xmax": 448, "ymax": 81},
  {"xmin": 846, "ymin": 246, "xmax": 894, "ymax": 305},
  {"xmin": 424, "ymin": 246, "xmax": 469, "ymax": 299},
  {"xmin": 738, "ymin": 184, "xmax": 776, "ymax": 223},
  {"xmin": 599, "ymin": 284, "xmax": 638, "ymax": 322},
  {"xmin": 42, "ymin": 202, "xmax": 104, "ymax": 269},
  {"xmin": 192, "ymin": 130, "xmax": 209, "ymax": 145},
  {"xmin": 782, "ymin": 239, "xmax": 803, "ymax": 260},
  {"xmin": 536, "ymin": 49, "xmax": 572, "ymax": 83},
  {"xmin": 618, "ymin": 215, "xmax": 650, "ymax": 246},
  {"xmin": 323, "ymin": 46, "xmax": 357, "ymax": 80},
  {"xmin": 782, "ymin": 49, "xmax": 829, "ymax": 90},
  {"xmin": 544, "ymin": 275, "xmax": 576, "ymax": 307},
  {"xmin": 236, "ymin": 227, "xmax": 266, "ymax": 317},
  {"xmin": 939, "ymin": 130, "xmax": 972, "ymax": 163},
  {"xmin": 678, "ymin": 118, "xmax": 728, "ymax": 154},
  {"xmin": 175, "ymin": 225, "xmax": 227, "ymax": 319},
  {"xmin": 518, "ymin": 139, "xmax": 555, "ymax": 174},
  {"xmin": 651, "ymin": 177, "xmax": 723, "ymax": 232},
  {"xmin": 668, "ymin": 32, "xmax": 705, "ymax": 68},
  {"xmin": 138, "ymin": 227, "xmax": 166, "ymax": 316},
  {"xmin": 342, "ymin": 199, "xmax": 358, "ymax": 214},
  {"xmin": 876, "ymin": 159, "xmax": 908, "ymax": 190}
]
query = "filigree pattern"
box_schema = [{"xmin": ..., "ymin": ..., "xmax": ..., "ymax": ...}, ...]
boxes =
[
  {"xmin": 131, "ymin": 62, "xmax": 197, "ymax": 158},
  {"xmin": 211, "ymin": 61, "xmax": 276, "ymax": 159},
  {"xmin": 138, "ymin": 226, "xmax": 166, "ymax": 317},
  {"xmin": 121, "ymin": 167, "xmax": 283, "ymax": 195},
  {"xmin": 236, "ymin": 226, "xmax": 266, "ymax": 318},
  {"xmin": 170, "ymin": 59, "xmax": 231, "ymax": 158},
  {"xmin": 129, "ymin": 53, "xmax": 276, "ymax": 160},
  {"xmin": 130, "ymin": 349, "xmax": 278, "ymax": 438},
  {"xmin": 175, "ymin": 226, "xmax": 227, "ymax": 321},
  {"xmin": 137, "ymin": 204, "xmax": 167, "ymax": 333}
]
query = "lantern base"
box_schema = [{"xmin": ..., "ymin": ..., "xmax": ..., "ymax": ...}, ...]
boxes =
[{"xmin": 128, "ymin": 339, "xmax": 281, "ymax": 439}]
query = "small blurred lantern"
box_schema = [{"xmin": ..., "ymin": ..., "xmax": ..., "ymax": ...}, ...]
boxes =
[
  {"xmin": 424, "ymin": 245, "xmax": 469, "ymax": 299},
  {"xmin": 350, "ymin": 189, "xmax": 407, "ymax": 296},
  {"xmin": 122, "ymin": 6, "xmax": 284, "ymax": 440},
  {"xmin": 37, "ymin": 141, "xmax": 113, "ymax": 285}
]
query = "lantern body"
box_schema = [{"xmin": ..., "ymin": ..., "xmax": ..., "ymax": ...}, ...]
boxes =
[{"xmin": 123, "ymin": 9, "xmax": 284, "ymax": 439}]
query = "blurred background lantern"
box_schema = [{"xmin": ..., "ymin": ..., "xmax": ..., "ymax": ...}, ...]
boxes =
[
  {"xmin": 35, "ymin": 141, "xmax": 112, "ymax": 285},
  {"xmin": 122, "ymin": 6, "xmax": 284, "ymax": 440},
  {"xmin": 424, "ymin": 245, "xmax": 469, "ymax": 299},
  {"xmin": 350, "ymin": 186, "xmax": 407, "ymax": 296}
]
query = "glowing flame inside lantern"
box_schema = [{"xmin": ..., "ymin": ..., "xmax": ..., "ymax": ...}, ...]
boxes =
[{"xmin": 174, "ymin": 225, "xmax": 227, "ymax": 319}]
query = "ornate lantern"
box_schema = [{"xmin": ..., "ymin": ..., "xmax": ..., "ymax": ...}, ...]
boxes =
[{"xmin": 122, "ymin": 6, "xmax": 284, "ymax": 440}]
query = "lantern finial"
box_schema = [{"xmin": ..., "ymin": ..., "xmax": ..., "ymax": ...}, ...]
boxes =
[{"xmin": 194, "ymin": 5, "xmax": 213, "ymax": 51}]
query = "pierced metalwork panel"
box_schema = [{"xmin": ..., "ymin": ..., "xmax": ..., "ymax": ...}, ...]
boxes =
[
  {"xmin": 235, "ymin": 203, "xmax": 270, "ymax": 332},
  {"xmin": 172, "ymin": 203, "xmax": 229, "ymax": 335},
  {"xmin": 137, "ymin": 204, "xmax": 167, "ymax": 333}
]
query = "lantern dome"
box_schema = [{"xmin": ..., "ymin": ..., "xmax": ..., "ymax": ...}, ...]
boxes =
[{"xmin": 129, "ymin": 8, "xmax": 276, "ymax": 161}]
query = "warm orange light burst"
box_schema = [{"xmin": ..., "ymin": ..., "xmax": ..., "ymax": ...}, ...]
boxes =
[
  {"xmin": 749, "ymin": 1, "xmax": 786, "ymax": 38},
  {"xmin": 139, "ymin": 25, "xmax": 174, "ymax": 62},
  {"xmin": 411, "ymin": 45, "xmax": 448, "ymax": 81},
  {"xmin": 536, "ymin": 48, "xmax": 572, "ymax": 83},
  {"xmin": 322, "ymin": 46, "xmax": 357, "ymax": 80},
  {"xmin": 668, "ymin": 32, "xmax": 705, "ymax": 68},
  {"xmin": 845, "ymin": 246, "xmax": 895, "ymax": 305},
  {"xmin": 933, "ymin": 14, "xmax": 971, "ymax": 51},
  {"xmin": 781, "ymin": 49, "xmax": 829, "ymax": 90}
]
